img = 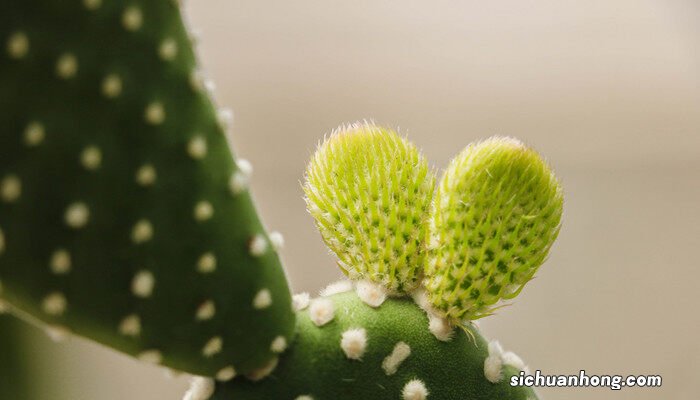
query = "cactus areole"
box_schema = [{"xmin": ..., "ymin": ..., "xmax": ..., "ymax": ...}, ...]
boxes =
[{"xmin": 0, "ymin": 2, "xmax": 563, "ymax": 400}]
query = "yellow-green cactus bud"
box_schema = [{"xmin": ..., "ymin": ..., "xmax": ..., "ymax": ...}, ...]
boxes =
[
  {"xmin": 425, "ymin": 137, "xmax": 563, "ymax": 321},
  {"xmin": 303, "ymin": 123, "xmax": 435, "ymax": 292}
]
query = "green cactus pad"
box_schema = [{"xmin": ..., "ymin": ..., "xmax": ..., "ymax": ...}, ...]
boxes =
[
  {"xmin": 0, "ymin": 315, "xmax": 33, "ymax": 399},
  {"xmin": 304, "ymin": 123, "xmax": 435, "ymax": 293},
  {"xmin": 425, "ymin": 137, "xmax": 563, "ymax": 321},
  {"xmin": 205, "ymin": 290, "xmax": 539, "ymax": 400},
  {"xmin": 0, "ymin": 0, "xmax": 294, "ymax": 377}
]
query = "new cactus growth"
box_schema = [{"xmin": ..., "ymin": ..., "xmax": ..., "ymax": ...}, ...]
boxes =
[{"xmin": 0, "ymin": 2, "xmax": 564, "ymax": 400}]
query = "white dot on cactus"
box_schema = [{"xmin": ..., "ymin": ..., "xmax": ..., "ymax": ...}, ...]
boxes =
[
  {"xmin": 1, "ymin": 174, "xmax": 21, "ymax": 203},
  {"xmin": 197, "ymin": 252, "xmax": 217, "ymax": 274},
  {"xmin": 245, "ymin": 357, "xmax": 278, "ymax": 382},
  {"xmin": 7, "ymin": 32, "xmax": 29, "ymax": 59},
  {"xmin": 309, "ymin": 298, "xmax": 335, "ymax": 327},
  {"xmin": 189, "ymin": 69, "xmax": 203, "ymax": 92},
  {"xmin": 42, "ymin": 292, "xmax": 67, "ymax": 316},
  {"xmin": 135, "ymin": 164, "xmax": 157, "ymax": 186},
  {"xmin": 50, "ymin": 249, "xmax": 71, "ymax": 275},
  {"xmin": 158, "ymin": 38, "xmax": 178, "ymax": 61},
  {"xmin": 138, "ymin": 349, "xmax": 163, "ymax": 365},
  {"xmin": 202, "ymin": 336, "xmax": 223, "ymax": 357},
  {"xmin": 487, "ymin": 340, "xmax": 504, "ymax": 358},
  {"xmin": 145, "ymin": 102, "xmax": 166, "ymax": 125},
  {"xmin": 248, "ymin": 234, "xmax": 268, "ymax": 256},
  {"xmin": 215, "ymin": 366, "xmax": 237, "ymax": 382},
  {"xmin": 64, "ymin": 202, "xmax": 90, "ymax": 229},
  {"xmin": 119, "ymin": 314, "xmax": 141, "ymax": 337},
  {"xmin": 24, "ymin": 121, "xmax": 45, "ymax": 146},
  {"xmin": 270, "ymin": 335, "xmax": 288, "ymax": 354},
  {"xmin": 83, "ymin": 0, "xmax": 102, "ymax": 10},
  {"xmin": 252, "ymin": 289, "xmax": 272, "ymax": 309},
  {"xmin": 187, "ymin": 136, "xmax": 207, "ymax": 159},
  {"xmin": 131, "ymin": 219, "xmax": 153, "ymax": 244},
  {"xmin": 320, "ymin": 280, "xmax": 353, "ymax": 297},
  {"xmin": 402, "ymin": 379, "xmax": 429, "ymax": 400},
  {"xmin": 502, "ymin": 351, "xmax": 525, "ymax": 371},
  {"xmin": 340, "ymin": 328, "xmax": 367, "ymax": 360},
  {"xmin": 484, "ymin": 354, "xmax": 504, "ymax": 383},
  {"xmin": 269, "ymin": 231, "xmax": 285, "ymax": 250},
  {"xmin": 102, "ymin": 74, "xmax": 122, "ymax": 98},
  {"xmin": 295, "ymin": 396, "xmax": 314, "ymax": 400},
  {"xmin": 81, "ymin": 146, "xmax": 102, "ymax": 170},
  {"xmin": 237, "ymin": 159, "xmax": 253, "ymax": 176},
  {"xmin": 131, "ymin": 270, "xmax": 155, "ymax": 298},
  {"xmin": 56, "ymin": 53, "xmax": 78, "ymax": 79},
  {"xmin": 194, "ymin": 201, "xmax": 214, "ymax": 221},
  {"xmin": 183, "ymin": 377, "xmax": 215, "ymax": 400},
  {"xmin": 292, "ymin": 292, "xmax": 310, "ymax": 311},
  {"xmin": 229, "ymin": 171, "xmax": 249, "ymax": 194},
  {"xmin": 217, "ymin": 108, "xmax": 233, "ymax": 128},
  {"xmin": 195, "ymin": 300, "xmax": 216, "ymax": 321},
  {"xmin": 45, "ymin": 325, "xmax": 71, "ymax": 342},
  {"xmin": 428, "ymin": 314, "xmax": 453, "ymax": 342},
  {"xmin": 204, "ymin": 78, "xmax": 216, "ymax": 94},
  {"xmin": 382, "ymin": 341, "xmax": 411, "ymax": 376},
  {"xmin": 356, "ymin": 280, "xmax": 387, "ymax": 308},
  {"xmin": 122, "ymin": 6, "xmax": 143, "ymax": 31}
]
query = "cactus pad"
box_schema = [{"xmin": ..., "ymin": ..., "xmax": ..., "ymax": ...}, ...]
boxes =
[
  {"xmin": 0, "ymin": 0, "xmax": 294, "ymax": 377},
  {"xmin": 425, "ymin": 137, "xmax": 563, "ymax": 321},
  {"xmin": 204, "ymin": 289, "xmax": 539, "ymax": 400},
  {"xmin": 304, "ymin": 123, "xmax": 435, "ymax": 293}
]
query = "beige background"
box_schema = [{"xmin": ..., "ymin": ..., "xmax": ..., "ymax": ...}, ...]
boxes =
[{"xmin": 28, "ymin": 1, "xmax": 700, "ymax": 399}]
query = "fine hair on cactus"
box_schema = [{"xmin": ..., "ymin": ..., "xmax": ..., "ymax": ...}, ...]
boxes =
[{"xmin": 1, "ymin": 2, "xmax": 569, "ymax": 400}]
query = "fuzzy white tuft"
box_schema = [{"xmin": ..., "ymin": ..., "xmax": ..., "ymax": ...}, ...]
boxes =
[
  {"xmin": 64, "ymin": 202, "xmax": 89, "ymax": 228},
  {"xmin": 356, "ymin": 280, "xmax": 387, "ymax": 308},
  {"xmin": 320, "ymin": 280, "xmax": 353, "ymax": 297},
  {"xmin": 402, "ymin": 379, "xmax": 429, "ymax": 400},
  {"xmin": 253, "ymin": 289, "xmax": 272, "ymax": 309},
  {"xmin": 216, "ymin": 366, "xmax": 237, "ymax": 382},
  {"xmin": 197, "ymin": 252, "xmax": 217, "ymax": 273},
  {"xmin": 292, "ymin": 292, "xmax": 310, "ymax": 311},
  {"xmin": 270, "ymin": 336, "xmax": 288, "ymax": 353},
  {"xmin": 268, "ymin": 231, "xmax": 285, "ymax": 250},
  {"xmin": 488, "ymin": 340, "xmax": 504, "ymax": 358},
  {"xmin": 83, "ymin": 0, "xmax": 102, "ymax": 11},
  {"xmin": 131, "ymin": 219, "xmax": 153, "ymax": 243},
  {"xmin": 122, "ymin": 6, "xmax": 143, "ymax": 31},
  {"xmin": 42, "ymin": 292, "xmax": 67, "ymax": 316},
  {"xmin": 428, "ymin": 314, "xmax": 453, "ymax": 342},
  {"xmin": 218, "ymin": 108, "xmax": 234, "ymax": 128},
  {"xmin": 382, "ymin": 341, "xmax": 411, "ymax": 375},
  {"xmin": 81, "ymin": 146, "xmax": 102, "ymax": 170},
  {"xmin": 248, "ymin": 234, "xmax": 268, "ymax": 256},
  {"xmin": 102, "ymin": 74, "xmax": 122, "ymax": 98},
  {"xmin": 138, "ymin": 349, "xmax": 163, "ymax": 365},
  {"xmin": 159, "ymin": 38, "xmax": 178, "ymax": 61},
  {"xmin": 202, "ymin": 336, "xmax": 223, "ymax": 357},
  {"xmin": 502, "ymin": 351, "xmax": 526, "ymax": 371},
  {"xmin": 56, "ymin": 53, "xmax": 78, "ymax": 79},
  {"xmin": 294, "ymin": 396, "xmax": 314, "ymax": 400},
  {"xmin": 7, "ymin": 32, "xmax": 29, "ymax": 59},
  {"xmin": 119, "ymin": 314, "xmax": 141, "ymax": 337},
  {"xmin": 194, "ymin": 201, "xmax": 214, "ymax": 221},
  {"xmin": 24, "ymin": 122, "xmax": 45, "ymax": 146},
  {"xmin": 50, "ymin": 249, "xmax": 71, "ymax": 275},
  {"xmin": 484, "ymin": 354, "xmax": 503, "ymax": 383},
  {"xmin": 1, "ymin": 174, "xmax": 21, "ymax": 203},
  {"xmin": 195, "ymin": 300, "xmax": 216, "ymax": 321},
  {"xmin": 183, "ymin": 377, "xmax": 215, "ymax": 400},
  {"xmin": 309, "ymin": 298, "xmax": 335, "ymax": 327},
  {"xmin": 340, "ymin": 328, "xmax": 367, "ymax": 360},
  {"xmin": 187, "ymin": 136, "xmax": 207, "ymax": 159},
  {"xmin": 135, "ymin": 164, "xmax": 157, "ymax": 186},
  {"xmin": 131, "ymin": 270, "xmax": 155, "ymax": 298},
  {"xmin": 145, "ymin": 102, "xmax": 165, "ymax": 125}
]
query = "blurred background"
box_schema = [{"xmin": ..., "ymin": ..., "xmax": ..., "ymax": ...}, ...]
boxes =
[{"xmin": 21, "ymin": 0, "xmax": 700, "ymax": 399}]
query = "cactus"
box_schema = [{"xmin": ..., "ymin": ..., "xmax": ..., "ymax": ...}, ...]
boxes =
[
  {"xmin": 0, "ymin": 0, "xmax": 294, "ymax": 378},
  {"xmin": 0, "ymin": 315, "xmax": 33, "ymax": 399},
  {"xmin": 0, "ymin": 2, "xmax": 564, "ymax": 400}
]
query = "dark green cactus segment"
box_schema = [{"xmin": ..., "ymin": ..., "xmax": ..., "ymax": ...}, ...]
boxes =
[
  {"xmin": 0, "ymin": 0, "xmax": 294, "ymax": 377},
  {"xmin": 210, "ymin": 292, "xmax": 538, "ymax": 400}
]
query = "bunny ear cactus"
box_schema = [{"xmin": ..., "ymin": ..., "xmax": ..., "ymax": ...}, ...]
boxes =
[
  {"xmin": 0, "ymin": 0, "xmax": 294, "ymax": 378},
  {"xmin": 204, "ymin": 123, "xmax": 562, "ymax": 400}
]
